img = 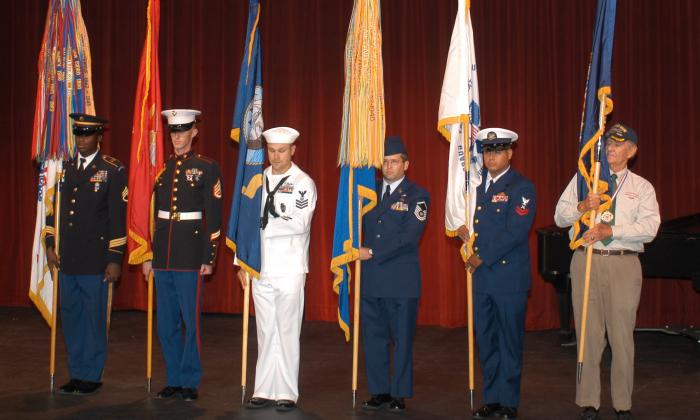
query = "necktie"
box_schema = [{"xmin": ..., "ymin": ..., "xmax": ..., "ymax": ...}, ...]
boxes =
[
  {"xmin": 486, "ymin": 179, "xmax": 494, "ymax": 193},
  {"xmin": 382, "ymin": 184, "xmax": 391, "ymax": 202},
  {"xmin": 78, "ymin": 157, "xmax": 86, "ymax": 172},
  {"xmin": 601, "ymin": 174, "xmax": 617, "ymax": 246},
  {"xmin": 261, "ymin": 175, "xmax": 290, "ymax": 229}
]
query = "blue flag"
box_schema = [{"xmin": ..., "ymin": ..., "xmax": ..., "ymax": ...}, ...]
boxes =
[
  {"xmin": 226, "ymin": 0, "xmax": 264, "ymax": 277},
  {"xmin": 571, "ymin": 0, "xmax": 617, "ymax": 249},
  {"xmin": 331, "ymin": 166, "xmax": 377, "ymax": 341}
]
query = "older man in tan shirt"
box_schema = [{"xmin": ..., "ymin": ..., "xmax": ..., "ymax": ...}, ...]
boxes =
[{"xmin": 554, "ymin": 123, "xmax": 660, "ymax": 420}]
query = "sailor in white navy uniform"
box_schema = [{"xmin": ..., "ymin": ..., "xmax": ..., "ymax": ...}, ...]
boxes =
[{"xmin": 240, "ymin": 127, "xmax": 317, "ymax": 412}]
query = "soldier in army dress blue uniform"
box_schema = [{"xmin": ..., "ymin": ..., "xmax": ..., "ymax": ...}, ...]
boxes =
[
  {"xmin": 142, "ymin": 109, "xmax": 222, "ymax": 402},
  {"xmin": 46, "ymin": 113, "xmax": 128, "ymax": 395},
  {"xmin": 463, "ymin": 128, "xmax": 536, "ymax": 420},
  {"xmin": 359, "ymin": 136, "xmax": 430, "ymax": 412}
]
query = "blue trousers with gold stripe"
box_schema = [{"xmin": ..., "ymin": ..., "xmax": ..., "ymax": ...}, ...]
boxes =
[
  {"xmin": 60, "ymin": 273, "xmax": 108, "ymax": 383},
  {"xmin": 155, "ymin": 270, "xmax": 202, "ymax": 389}
]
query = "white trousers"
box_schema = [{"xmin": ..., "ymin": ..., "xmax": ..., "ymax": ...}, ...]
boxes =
[{"xmin": 252, "ymin": 273, "xmax": 306, "ymax": 402}]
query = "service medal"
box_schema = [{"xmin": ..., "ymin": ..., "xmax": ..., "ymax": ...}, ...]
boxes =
[
  {"xmin": 601, "ymin": 210, "xmax": 614, "ymax": 223},
  {"xmin": 94, "ymin": 182, "xmax": 101, "ymax": 192}
]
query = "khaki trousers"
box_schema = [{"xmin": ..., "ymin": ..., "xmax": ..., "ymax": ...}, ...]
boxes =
[{"xmin": 571, "ymin": 250, "xmax": 642, "ymax": 411}]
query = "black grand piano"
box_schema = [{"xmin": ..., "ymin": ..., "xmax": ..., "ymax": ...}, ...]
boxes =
[{"xmin": 537, "ymin": 213, "xmax": 700, "ymax": 343}]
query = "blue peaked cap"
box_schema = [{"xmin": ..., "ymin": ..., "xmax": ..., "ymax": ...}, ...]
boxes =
[{"xmin": 384, "ymin": 135, "xmax": 408, "ymax": 156}]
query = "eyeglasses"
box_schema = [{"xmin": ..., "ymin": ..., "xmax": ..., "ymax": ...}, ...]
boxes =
[{"xmin": 382, "ymin": 158, "xmax": 404, "ymax": 167}]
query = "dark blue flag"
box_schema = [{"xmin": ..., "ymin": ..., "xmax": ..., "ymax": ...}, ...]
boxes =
[{"xmin": 226, "ymin": 0, "xmax": 264, "ymax": 277}]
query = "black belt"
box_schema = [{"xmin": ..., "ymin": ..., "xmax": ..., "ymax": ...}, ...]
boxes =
[{"xmin": 578, "ymin": 247, "xmax": 638, "ymax": 256}]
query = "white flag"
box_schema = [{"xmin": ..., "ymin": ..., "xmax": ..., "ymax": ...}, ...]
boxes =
[
  {"xmin": 29, "ymin": 159, "xmax": 62, "ymax": 326},
  {"xmin": 438, "ymin": 0, "xmax": 482, "ymax": 240}
]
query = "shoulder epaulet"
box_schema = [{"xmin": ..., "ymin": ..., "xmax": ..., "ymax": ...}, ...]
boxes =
[
  {"xmin": 195, "ymin": 154, "xmax": 215, "ymax": 164},
  {"xmin": 102, "ymin": 155, "xmax": 124, "ymax": 170}
]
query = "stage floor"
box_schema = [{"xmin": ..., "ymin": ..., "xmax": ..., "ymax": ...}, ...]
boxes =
[{"xmin": 0, "ymin": 307, "xmax": 698, "ymax": 419}]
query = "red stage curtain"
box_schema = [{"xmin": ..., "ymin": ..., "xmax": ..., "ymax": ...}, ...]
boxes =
[{"xmin": 3, "ymin": 0, "xmax": 699, "ymax": 331}]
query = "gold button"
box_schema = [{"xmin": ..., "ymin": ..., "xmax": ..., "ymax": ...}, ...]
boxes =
[
  {"xmin": 100, "ymin": 236, "xmax": 104, "ymax": 240},
  {"xmin": 68, "ymin": 222, "xmax": 73, "ymax": 227},
  {"xmin": 69, "ymin": 210, "xmax": 74, "ymax": 215},
  {"xmin": 172, "ymin": 205, "xmax": 177, "ymax": 211},
  {"xmin": 173, "ymin": 187, "xmax": 178, "ymax": 192},
  {"xmin": 173, "ymin": 197, "xmax": 178, "ymax": 201},
  {"xmin": 474, "ymin": 219, "xmax": 479, "ymax": 224},
  {"xmin": 174, "ymin": 178, "xmax": 179, "ymax": 183},
  {"xmin": 73, "ymin": 187, "xmax": 78, "ymax": 192},
  {"xmin": 477, "ymin": 206, "xmax": 482, "ymax": 211},
  {"xmin": 194, "ymin": 230, "xmax": 199, "ymax": 234},
  {"xmin": 474, "ymin": 246, "xmax": 479, "ymax": 251},
  {"xmin": 475, "ymin": 232, "xmax": 479, "ymax": 237},
  {"xmin": 176, "ymin": 169, "xmax": 180, "ymax": 174},
  {"xmin": 158, "ymin": 183, "xmax": 162, "ymax": 186},
  {"xmin": 191, "ymin": 183, "xmax": 195, "ymax": 187},
  {"xmin": 71, "ymin": 199, "xmax": 75, "ymax": 203},
  {"xmin": 177, "ymin": 161, "xmax": 182, "ymax": 166},
  {"xmin": 496, "ymin": 208, "xmax": 501, "ymax": 213},
  {"xmin": 502, "ymin": 260, "xmax": 507, "ymax": 264},
  {"xmin": 376, "ymin": 234, "xmax": 381, "ymax": 238}
]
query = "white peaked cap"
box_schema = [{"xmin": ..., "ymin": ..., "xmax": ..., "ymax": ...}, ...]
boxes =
[
  {"xmin": 161, "ymin": 109, "xmax": 202, "ymax": 125},
  {"xmin": 262, "ymin": 126, "xmax": 300, "ymax": 144},
  {"xmin": 476, "ymin": 127, "xmax": 519, "ymax": 144}
]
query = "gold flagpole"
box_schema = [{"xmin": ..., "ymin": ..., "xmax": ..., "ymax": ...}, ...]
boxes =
[
  {"xmin": 146, "ymin": 271, "xmax": 153, "ymax": 392},
  {"xmin": 463, "ymin": 123, "xmax": 476, "ymax": 410},
  {"xmin": 49, "ymin": 168, "xmax": 63, "ymax": 392},
  {"xmin": 352, "ymin": 196, "xmax": 363, "ymax": 407},
  {"xmin": 577, "ymin": 93, "xmax": 608, "ymax": 383},
  {"xmin": 241, "ymin": 272, "xmax": 251, "ymax": 404}
]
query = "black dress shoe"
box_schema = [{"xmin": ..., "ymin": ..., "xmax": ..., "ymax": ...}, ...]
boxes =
[
  {"xmin": 580, "ymin": 407, "xmax": 600, "ymax": 420},
  {"xmin": 181, "ymin": 388, "xmax": 198, "ymax": 401},
  {"xmin": 57, "ymin": 380, "xmax": 79, "ymax": 394},
  {"xmin": 245, "ymin": 397, "xmax": 274, "ymax": 409},
  {"xmin": 275, "ymin": 399, "xmax": 297, "ymax": 412},
  {"xmin": 155, "ymin": 386, "xmax": 182, "ymax": 399},
  {"xmin": 75, "ymin": 380, "xmax": 102, "ymax": 395},
  {"xmin": 388, "ymin": 398, "xmax": 406, "ymax": 412},
  {"xmin": 616, "ymin": 410, "xmax": 633, "ymax": 420},
  {"xmin": 498, "ymin": 406, "xmax": 518, "ymax": 419},
  {"xmin": 362, "ymin": 393, "xmax": 392, "ymax": 410},
  {"xmin": 473, "ymin": 403, "xmax": 502, "ymax": 418}
]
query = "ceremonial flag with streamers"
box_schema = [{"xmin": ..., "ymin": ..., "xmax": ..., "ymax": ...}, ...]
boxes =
[
  {"xmin": 331, "ymin": 0, "xmax": 384, "ymax": 341},
  {"xmin": 127, "ymin": 0, "xmax": 164, "ymax": 265},
  {"xmin": 226, "ymin": 0, "xmax": 265, "ymax": 279},
  {"xmin": 437, "ymin": 0, "xmax": 482, "ymax": 259},
  {"xmin": 30, "ymin": 0, "xmax": 94, "ymax": 325},
  {"xmin": 570, "ymin": 0, "xmax": 617, "ymax": 249}
]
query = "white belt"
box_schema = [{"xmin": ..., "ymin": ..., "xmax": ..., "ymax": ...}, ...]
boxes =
[{"xmin": 157, "ymin": 210, "xmax": 202, "ymax": 221}]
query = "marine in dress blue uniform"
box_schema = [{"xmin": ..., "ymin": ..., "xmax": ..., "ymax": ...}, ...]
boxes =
[
  {"xmin": 142, "ymin": 109, "xmax": 222, "ymax": 402},
  {"xmin": 45, "ymin": 113, "xmax": 127, "ymax": 395},
  {"xmin": 359, "ymin": 136, "xmax": 430, "ymax": 412},
  {"xmin": 466, "ymin": 129, "xmax": 536, "ymax": 420}
]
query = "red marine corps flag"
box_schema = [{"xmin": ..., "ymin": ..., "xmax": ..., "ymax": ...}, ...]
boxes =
[{"xmin": 127, "ymin": 0, "xmax": 164, "ymax": 265}]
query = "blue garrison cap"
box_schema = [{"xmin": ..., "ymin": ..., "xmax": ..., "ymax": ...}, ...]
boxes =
[{"xmin": 384, "ymin": 136, "xmax": 408, "ymax": 156}]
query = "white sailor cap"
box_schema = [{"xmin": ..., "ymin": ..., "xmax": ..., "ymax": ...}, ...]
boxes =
[
  {"xmin": 161, "ymin": 109, "xmax": 202, "ymax": 132},
  {"xmin": 262, "ymin": 126, "xmax": 300, "ymax": 144},
  {"xmin": 476, "ymin": 128, "xmax": 518, "ymax": 149}
]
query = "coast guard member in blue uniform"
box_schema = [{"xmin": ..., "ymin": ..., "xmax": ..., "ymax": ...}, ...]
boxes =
[
  {"xmin": 45, "ymin": 113, "xmax": 127, "ymax": 395},
  {"xmin": 142, "ymin": 109, "xmax": 223, "ymax": 402},
  {"xmin": 463, "ymin": 129, "xmax": 536, "ymax": 420},
  {"xmin": 359, "ymin": 136, "xmax": 430, "ymax": 412}
]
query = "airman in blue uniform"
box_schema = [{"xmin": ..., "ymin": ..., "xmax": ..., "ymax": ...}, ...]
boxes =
[
  {"xmin": 45, "ymin": 113, "xmax": 127, "ymax": 395},
  {"xmin": 464, "ymin": 128, "xmax": 536, "ymax": 420},
  {"xmin": 359, "ymin": 136, "xmax": 430, "ymax": 412}
]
